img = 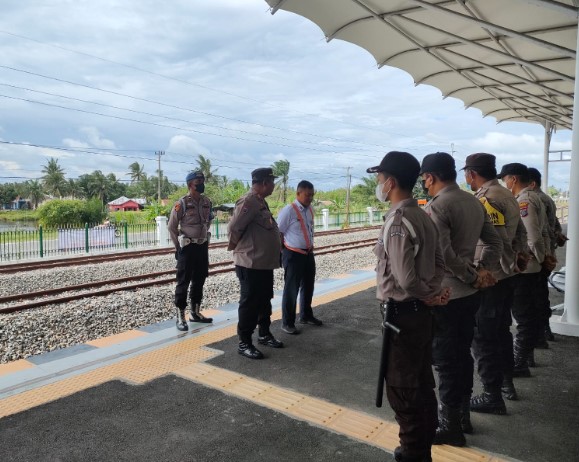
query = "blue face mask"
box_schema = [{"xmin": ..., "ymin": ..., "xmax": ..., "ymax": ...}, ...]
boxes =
[{"xmin": 195, "ymin": 183, "xmax": 205, "ymax": 194}]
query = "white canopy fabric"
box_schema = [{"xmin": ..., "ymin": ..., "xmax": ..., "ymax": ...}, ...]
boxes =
[
  {"xmin": 265, "ymin": 0, "xmax": 579, "ymax": 335},
  {"xmin": 266, "ymin": 0, "xmax": 577, "ymax": 130}
]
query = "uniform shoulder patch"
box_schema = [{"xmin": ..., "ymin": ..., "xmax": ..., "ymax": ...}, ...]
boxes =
[
  {"xmin": 480, "ymin": 197, "xmax": 505, "ymax": 225},
  {"xmin": 519, "ymin": 201, "xmax": 529, "ymax": 217},
  {"xmin": 174, "ymin": 202, "xmax": 181, "ymax": 212}
]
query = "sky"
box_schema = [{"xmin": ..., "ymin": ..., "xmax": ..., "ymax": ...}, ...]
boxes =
[{"xmin": 0, "ymin": 0, "xmax": 573, "ymax": 192}]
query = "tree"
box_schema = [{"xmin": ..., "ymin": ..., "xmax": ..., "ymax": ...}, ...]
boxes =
[
  {"xmin": 271, "ymin": 159, "xmax": 290, "ymax": 203},
  {"xmin": 41, "ymin": 158, "xmax": 67, "ymax": 198},
  {"xmin": 66, "ymin": 178, "xmax": 84, "ymax": 199},
  {"xmin": 127, "ymin": 162, "xmax": 146, "ymax": 184},
  {"xmin": 23, "ymin": 180, "xmax": 45, "ymax": 209},
  {"xmin": 196, "ymin": 155, "xmax": 217, "ymax": 184},
  {"xmin": 0, "ymin": 183, "xmax": 19, "ymax": 208}
]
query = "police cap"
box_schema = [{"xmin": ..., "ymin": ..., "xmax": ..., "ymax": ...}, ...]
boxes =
[
  {"xmin": 185, "ymin": 171, "xmax": 204, "ymax": 183},
  {"xmin": 497, "ymin": 163, "xmax": 528, "ymax": 179},
  {"xmin": 366, "ymin": 151, "xmax": 420, "ymax": 185},
  {"xmin": 461, "ymin": 153, "xmax": 496, "ymax": 171},
  {"xmin": 527, "ymin": 167, "xmax": 541, "ymax": 183},
  {"xmin": 251, "ymin": 167, "xmax": 278, "ymax": 182},
  {"xmin": 419, "ymin": 152, "xmax": 456, "ymax": 175}
]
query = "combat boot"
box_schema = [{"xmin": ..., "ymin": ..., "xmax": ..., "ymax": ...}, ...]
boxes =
[
  {"xmin": 512, "ymin": 343, "xmax": 531, "ymax": 378},
  {"xmin": 501, "ymin": 375, "xmax": 518, "ymax": 401},
  {"xmin": 176, "ymin": 308, "xmax": 188, "ymax": 331},
  {"xmin": 470, "ymin": 386, "xmax": 507, "ymax": 415},
  {"xmin": 459, "ymin": 396, "xmax": 473, "ymax": 434},
  {"xmin": 190, "ymin": 303, "xmax": 213, "ymax": 323},
  {"xmin": 432, "ymin": 403, "xmax": 466, "ymax": 447},
  {"xmin": 393, "ymin": 446, "xmax": 432, "ymax": 462},
  {"xmin": 535, "ymin": 331, "xmax": 549, "ymax": 349}
]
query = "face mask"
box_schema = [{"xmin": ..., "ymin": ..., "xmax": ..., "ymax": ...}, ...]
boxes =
[
  {"xmin": 195, "ymin": 183, "xmax": 205, "ymax": 193},
  {"xmin": 421, "ymin": 179, "xmax": 429, "ymax": 196},
  {"xmin": 375, "ymin": 181, "xmax": 391, "ymax": 203}
]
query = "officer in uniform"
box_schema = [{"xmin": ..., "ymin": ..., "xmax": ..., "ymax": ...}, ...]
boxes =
[
  {"xmin": 277, "ymin": 180, "xmax": 322, "ymax": 335},
  {"xmin": 368, "ymin": 151, "xmax": 448, "ymax": 462},
  {"xmin": 421, "ymin": 152, "xmax": 502, "ymax": 446},
  {"xmin": 228, "ymin": 167, "xmax": 284, "ymax": 359},
  {"xmin": 168, "ymin": 171, "xmax": 214, "ymax": 331},
  {"xmin": 527, "ymin": 167, "xmax": 559, "ymax": 344},
  {"xmin": 462, "ymin": 153, "xmax": 528, "ymax": 408},
  {"xmin": 497, "ymin": 163, "xmax": 547, "ymax": 377}
]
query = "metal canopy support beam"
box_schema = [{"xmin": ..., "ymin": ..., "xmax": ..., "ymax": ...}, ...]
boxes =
[
  {"xmin": 552, "ymin": 26, "xmax": 579, "ymax": 337},
  {"xmin": 518, "ymin": 0, "xmax": 579, "ymax": 17},
  {"xmin": 543, "ymin": 121, "xmax": 553, "ymax": 188}
]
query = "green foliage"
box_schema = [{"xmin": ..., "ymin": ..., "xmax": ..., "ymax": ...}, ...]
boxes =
[
  {"xmin": 142, "ymin": 202, "xmax": 172, "ymax": 222},
  {"xmin": 108, "ymin": 210, "xmax": 151, "ymax": 225},
  {"xmin": 547, "ymin": 186, "xmax": 560, "ymax": 198},
  {"xmin": 37, "ymin": 198, "xmax": 106, "ymax": 227},
  {"xmin": 0, "ymin": 210, "xmax": 38, "ymax": 222}
]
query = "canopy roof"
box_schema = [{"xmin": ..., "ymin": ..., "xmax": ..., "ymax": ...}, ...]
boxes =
[{"xmin": 266, "ymin": 0, "xmax": 578, "ymax": 130}]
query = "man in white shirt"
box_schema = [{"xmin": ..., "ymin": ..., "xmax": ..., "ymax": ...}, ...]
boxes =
[{"xmin": 277, "ymin": 180, "xmax": 322, "ymax": 334}]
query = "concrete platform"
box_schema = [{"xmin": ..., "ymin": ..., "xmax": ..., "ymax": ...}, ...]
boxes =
[{"xmin": 1, "ymin": 266, "xmax": 577, "ymax": 462}]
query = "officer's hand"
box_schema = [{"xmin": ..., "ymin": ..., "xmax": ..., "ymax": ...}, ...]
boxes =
[
  {"xmin": 472, "ymin": 269, "xmax": 497, "ymax": 289},
  {"xmin": 422, "ymin": 287, "xmax": 451, "ymax": 306},
  {"xmin": 514, "ymin": 252, "xmax": 530, "ymax": 273},
  {"xmin": 542, "ymin": 255, "xmax": 557, "ymax": 273},
  {"xmin": 556, "ymin": 232, "xmax": 569, "ymax": 248}
]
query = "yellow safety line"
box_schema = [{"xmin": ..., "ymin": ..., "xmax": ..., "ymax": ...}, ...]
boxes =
[{"xmin": 0, "ymin": 278, "xmax": 511, "ymax": 462}]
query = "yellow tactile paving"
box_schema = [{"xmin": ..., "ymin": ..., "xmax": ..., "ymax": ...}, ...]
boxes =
[
  {"xmin": 0, "ymin": 359, "xmax": 34, "ymax": 376},
  {"xmin": 0, "ymin": 276, "xmax": 510, "ymax": 462},
  {"xmin": 86, "ymin": 329, "xmax": 147, "ymax": 348}
]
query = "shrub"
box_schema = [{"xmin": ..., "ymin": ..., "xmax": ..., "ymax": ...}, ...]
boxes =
[{"xmin": 37, "ymin": 199, "xmax": 106, "ymax": 227}]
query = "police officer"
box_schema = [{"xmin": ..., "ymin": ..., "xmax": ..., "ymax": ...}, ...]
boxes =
[
  {"xmin": 527, "ymin": 167, "xmax": 559, "ymax": 344},
  {"xmin": 497, "ymin": 163, "xmax": 547, "ymax": 377},
  {"xmin": 168, "ymin": 171, "xmax": 214, "ymax": 331},
  {"xmin": 463, "ymin": 153, "xmax": 528, "ymax": 408},
  {"xmin": 369, "ymin": 151, "xmax": 448, "ymax": 462},
  {"xmin": 228, "ymin": 168, "xmax": 284, "ymax": 359},
  {"xmin": 277, "ymin": 180, "xmax": 321, "ymax": 334},
  {"xmin": 421, "ymin": 152, "xmax": 502, "ymax": 446}
]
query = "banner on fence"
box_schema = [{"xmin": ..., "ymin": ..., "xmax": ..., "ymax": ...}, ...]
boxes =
[{"xmin": 58, "ymin": 227, "xmax": 116, "ymax": 250}]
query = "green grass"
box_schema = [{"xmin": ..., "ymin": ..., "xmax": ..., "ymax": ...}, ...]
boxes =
[{"xmin": 0, "ymin": 210, "xmax": 39, "ymax": 222}]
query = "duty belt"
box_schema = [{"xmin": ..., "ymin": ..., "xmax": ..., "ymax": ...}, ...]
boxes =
[
  {"xmin": 380, "ymin": 298, "xmax": 425, "ymax": 313},
  {"xmin": 178, "ymin": 235, "xmax": 207, "ymax": 248}
]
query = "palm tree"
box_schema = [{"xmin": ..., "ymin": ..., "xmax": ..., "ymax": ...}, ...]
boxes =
[
  {"xmin": 41, "ymin": 158, "xmax": 67, "ymax": 198},
  {"xmin": 23, "ymin": 180, "xmax": 45, "ymax": 209},
  {"xmin": 127, "ymin": 162, "xmax": 146, "ymax": 184},
  {"xmin": 87, "ymin": 170, "xmax": 108, "ymax": 206},
  {"xmin": 271, "ymin": 159, "xmax": 290, "ymax": 203},
  {"xmin": 196, "ymin": 155, "xmax": 217, "ymax": 184}
]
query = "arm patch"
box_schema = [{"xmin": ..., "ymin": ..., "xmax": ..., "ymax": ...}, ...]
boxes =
[
  {"xmin": 519, "ymin": 201, "xmax": 529, "ymax": 217},
  {"xmin": 480, "ymin": 197, "xmax": 505, "ymax": 225}
]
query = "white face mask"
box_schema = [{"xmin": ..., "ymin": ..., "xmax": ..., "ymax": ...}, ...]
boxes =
[{"xmin": 375, "ymin": 181, "xmax": 391, "ymax": 202}]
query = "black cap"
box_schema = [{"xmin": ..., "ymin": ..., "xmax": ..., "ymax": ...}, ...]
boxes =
[
  {"xmin": 527, "ymin": 167, "xmax": 541, "ymax": 182},
  {"xmin": 497, "ymin": 163, "xmax": 528, "ymax": 179},
  {"xmin": 366, "ymin": 151, "xmax": 420, "ymax": 184},
  {"xmin": 251, "ymin": 167, "xmax": 278, "ymax": 182},
  {"xmin": 461, "ymin": 153, "xmax": 496, "ymax": 170},
  {"xmin": 185, "ymin": 171, "xmax": 204, "ymax": 183},
  {"xmin": 419, "ymin": 152, "xmax": 456, "ymax": 175}
]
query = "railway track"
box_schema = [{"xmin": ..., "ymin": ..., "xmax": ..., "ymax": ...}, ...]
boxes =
[
  {"xmin": 0, "ymin": 226, "xmax": 379, "ymax": 274},
  {"xmin": 0, "ymin": 238, "xmax": 376, "ymax": 314}
]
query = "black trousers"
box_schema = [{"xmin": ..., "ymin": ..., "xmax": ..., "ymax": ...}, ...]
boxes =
[
  {"xmin": 384, "ymin": 302, "xmax": 437, "ymax": 460},
  {"xmin": 174, "ymin": 242, "xmax": 209, "ymax": 309},
  {"xmin": 236, "ymin": 266, "xmax": 274, "ymax": 344},
  {"xmin": 537, "ymin": 267, "xmax": 552, "ymax": 330},
  {"xmin": 472, "ymin": 277, "xmax": 516, "ymax": 389},
  {"xmin": 281, "ymin": 248, "xmax": 316, "ymax": 327},
  {"xmin": 432, "ymin": 292, "xmax": 480, "ymax": 408},
  {"xmin": 512, "ymin": 272, "xmax": 543, "ymax": 355}
]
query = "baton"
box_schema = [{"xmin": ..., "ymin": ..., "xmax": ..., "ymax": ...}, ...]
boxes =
[{"xmin": 376, "ymin": 300, "xmax": 401, "ymax": 408}]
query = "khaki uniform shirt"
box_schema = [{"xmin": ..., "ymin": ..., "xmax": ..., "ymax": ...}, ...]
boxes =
[
  {"xmin": 424, "ymin": 183, "xmax": 502, "ymax": 300},
  {"xmin": 516, "ymin": 187, "xmax": 546, "ymax": 273},
  {"xmin": 227, "ymin": 191, "xmax": 281, "ymax": 270},
  {"xmin": 535, "ymin": 188, "xmax": 558, "ymax": 254},
  {"xmin": 373, "ymin": 198, "xmax": 445, "ymax": 302},
  {"xmin": 168, "ymin": 194, "xmax": 212, "ymax": 249},
  {"xmin": 474, "ymin": 179, "xmax": 527, "ymax": 280}
]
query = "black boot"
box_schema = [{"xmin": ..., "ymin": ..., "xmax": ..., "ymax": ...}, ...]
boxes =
[
  {"xmin": 190, "ymin": 303, "xmax": 213, "ymax": 323},
  {"xmin": 460, "ymin": 396, "xmax": 473, "ymax": 434},
  {"xmin": 513, "ymin": 343, "xmax": 531, "ymax": 378},
  {"xmin": 433, "ymin": 404, "xmax": 466, "ymax": 447},
  {"xmin": 470, "ymin": 387, "xmax": 507, "ymax": 415},
  {"xmin": 535, "ymin": 331, "xmax": 549, "ymax": 349},
  {"xmin": 176, "ymin": 308, "xmax": 188, "ymax": 331},
  {"xmin": 393, "ymin": 446, "xmax": 432, "ymax": 462},
  {"xmin": 501, "ymin": 375, "xmax": 518, "ymax": 401}
]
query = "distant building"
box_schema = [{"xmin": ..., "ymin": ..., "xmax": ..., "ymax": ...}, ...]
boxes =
[
  {"xmin": 8, "ymin": 196, "xmax": 32, "ymax": 210},
  {"xmin": 107, "ymin": 196, "xmax": 146, "ymax": 212}
]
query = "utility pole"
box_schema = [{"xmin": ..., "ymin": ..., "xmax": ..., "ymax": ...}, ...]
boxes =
[
  {"xmin": 156, "ymin": 150, "xmax": 165, "ymax": 202},
  {"xmin": 344, "ymin": 167, "xmax": 352, "ymax": 229},
  {"xmin": 450, "ymin": 143, "xmax": 456, "ymax": 157}
]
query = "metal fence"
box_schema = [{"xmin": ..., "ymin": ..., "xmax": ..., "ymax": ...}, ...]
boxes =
[{"xmin": 0, "ymin": 211, "xmax": 384, "ymax": 262}]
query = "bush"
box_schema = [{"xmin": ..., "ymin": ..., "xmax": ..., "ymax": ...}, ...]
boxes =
[{"xmin": 37, "ymin": 199, "xmax": 106, "ymax": 227}]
